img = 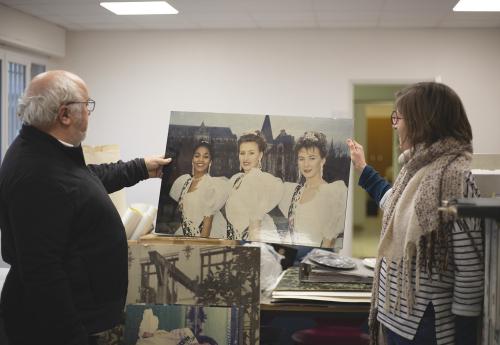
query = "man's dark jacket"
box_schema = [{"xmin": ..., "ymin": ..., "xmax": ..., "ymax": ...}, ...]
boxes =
[{"xmin": 0, "ymin": 125, "xmax": 149, "ymax": 344}]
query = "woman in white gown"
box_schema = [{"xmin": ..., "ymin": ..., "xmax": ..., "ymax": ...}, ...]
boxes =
[
  {"xmin": 225, "ymin": 130, "xmax": 284, "ymax": 241},
  {"xmin": 169, "ymin": 141, "xmax": 229, "ymax": 238},
  {"xmin": 136, "ymin": 308, "xmax": 199, "ymax": 345},
  {"xmin": 279, "ymin": 131, "xmax": 347, "ymax": 248}
]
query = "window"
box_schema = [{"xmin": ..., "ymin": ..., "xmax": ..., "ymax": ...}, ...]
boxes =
[
  {"xmin": 8, "ymin": 62, "xmax": 26, "ymax": 146},
  {"xmin": 31, "ymin": 63, "xmax": 46, "ymax": 80},
  {"xmin": 0, "ymin": 49, "xmax": 46, "ymax": 163}
]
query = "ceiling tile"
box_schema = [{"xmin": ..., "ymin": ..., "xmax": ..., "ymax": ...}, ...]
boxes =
[
  {"xmin": 129, "ymin": 15, "xmax": 198, "ymax": 29},
  {"xmin": 2, "ymin": 0, "xmax": 500, "ymax": 30},
  {"xmin": 318, "ymin": 17, "xmax": 379, "ymax": 28},
  {"xmin": 383, "ymin": 0, "xmax": 457, "ymax": 11},
  {"xmin": 78, "ymin": 22, "xmax": 142, "ymax": 30},
  {"xmin": 168, "ymin": 0, "xmax": 247, "ymax": 13},
  {"xmin": 241, "ymin": 0, "xmax": 314, "ymax": 12},
  {"xmin": 253, "ymin": 19, "xmax": 317, "ymax": 29},
  {"xmin": 313, "ymin": 0, "xmax": 385, "ymax": 11},
  {"xmin": 250, "ymin": 10, "xmax": 318, "ymax": 28},
  {"xmin": 251, "ymin": 11, "xmax": 316, "ymax": 22},
  {"xmin": 185, "ymin": 13, "xmax": 257, "ymax": 29},
  {"xmin": 0, "ymin": 0, "xmax": 58, "ymax": 4},
  {"xmin": 315, "ymin": 10, "xmax": 380, "ymax": 21},
  {"xmin": 256, "ymin": 21, "xmax": 317, "ymax": 29},
  {"xmin": 379, "ymin": 10, "xmax": 444, "ymax": 28},
  {"xmin": 59, "ymin": 14, "xmax": 138, "ymax": 25},
  {"xmin": 440, "ymin": 12, "xmax": 500, "ymax": 27},
  {"xmin": 14, "ymin": 2, "xmax": 108, "ymax": 16}
]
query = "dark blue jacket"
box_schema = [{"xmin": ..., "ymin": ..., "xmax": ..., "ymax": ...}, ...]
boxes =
[{"xmin": 358, "ymin": 165, "xmax": 391, "ymax": 206}]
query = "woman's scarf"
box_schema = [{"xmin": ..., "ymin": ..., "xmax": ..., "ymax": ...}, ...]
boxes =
[{"xmin": 369, "ymin": 137, "xmax": 472, "ymax": 345}]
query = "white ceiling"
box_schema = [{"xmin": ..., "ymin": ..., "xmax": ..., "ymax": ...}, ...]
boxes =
[{"xmin": 1, "ymin": 0, "xmax": 500, "ymax": 31}]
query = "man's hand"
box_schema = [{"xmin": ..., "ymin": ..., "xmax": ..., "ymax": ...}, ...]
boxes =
[
  {"xmin": 144, "ymin": 155, "xmax": 172, "ymax": 178},
  {"xmin": 346, "ymin": 139, "xmax": 367, "ymax": 174}
]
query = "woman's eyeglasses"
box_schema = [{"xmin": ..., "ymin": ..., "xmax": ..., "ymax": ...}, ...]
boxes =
[{"xmin": 391, "ymin": 110, "xmax": 404, "ymax": 125}]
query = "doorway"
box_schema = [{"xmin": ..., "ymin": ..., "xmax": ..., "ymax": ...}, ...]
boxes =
[{"xmin": 351, "ymin": 84, "xmax": 407, "ymax": 258}]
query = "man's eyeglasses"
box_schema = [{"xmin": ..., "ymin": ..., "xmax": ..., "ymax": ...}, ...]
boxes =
[
  {"xmin": 391, "ymin": 110, "xmax": 403, "ymax": 125},
  {"xmin": 65, "ymin": 98, "xmax": 95, "ymax": 113}
]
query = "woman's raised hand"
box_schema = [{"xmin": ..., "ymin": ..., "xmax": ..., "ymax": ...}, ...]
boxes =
[{"xmin": 346, "ymin": 139, "xmax": 367, "ymax": 173}]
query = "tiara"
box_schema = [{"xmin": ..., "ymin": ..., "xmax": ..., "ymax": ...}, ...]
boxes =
[
  {"xmin": 302, "ymin": 131, "xmax": 319, "ymax": 142},
  {"xmin": 241, "ymin": 129, "xmax": 261, "ymax": 136}
]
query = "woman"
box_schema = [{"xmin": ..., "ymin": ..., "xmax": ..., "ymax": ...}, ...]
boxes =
[
  {"xmin": 347, "ymin": 82, "xmax": 483, "ymax": 345},
  {"xmin": 278, "ymin": 131, "xmax": 348, "ymax": 248},
  {"xmin": 137, "ymin": 308, "xmax": 199, "ymax": 345},
  {"xmin": 225, "ymin": 130, "xmax": 284, "ymax": 241},
  {"xmin": 169, "ymin": 141, "xmax": 228, "ymax": 238}
]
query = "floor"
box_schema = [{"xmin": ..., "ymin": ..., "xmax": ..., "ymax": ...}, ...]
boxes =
[{"xmin": 351, "ymin": 216, "xmax": 382, "ymax": 259}]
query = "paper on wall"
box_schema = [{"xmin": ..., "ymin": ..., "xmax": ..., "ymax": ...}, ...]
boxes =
[
  {"xmin": 471, "ymin": 169, "xmax": 500, "ymax": 197},
  {"xmin": 122, "ymin": 207, "xmax": 143, "ymax": 239},
  {"xmin": 0, "ymin": 267, "xmax": 9, "ymax": 293},
  {"xmin": 130, "ymin": 203, "xmax": 150, "ymax": 213},
  {"xmin": 130, "ymin": 205, "xmax": 157, "ymax": 240},
  {"xmin": 83, "ymin": 144, "xmax": 127, "ymax": 216}
]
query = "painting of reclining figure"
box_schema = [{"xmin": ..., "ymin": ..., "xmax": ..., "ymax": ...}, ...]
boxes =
[
  {"xmin": 124, "ymin": 304, "xmax": 240, "ymax": 345},
  {"xmin": 156, "ymin": 111, "xmax": 352, "ymax": 249}
]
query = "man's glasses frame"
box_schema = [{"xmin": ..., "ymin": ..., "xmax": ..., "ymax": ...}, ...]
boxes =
[
  {"xmin": 391, "ymin": 110, "xmax": 403, "ymax": 125},
  {"xmin": 65, "ymin": 98, "xmax": 95, "ymax": 113}
]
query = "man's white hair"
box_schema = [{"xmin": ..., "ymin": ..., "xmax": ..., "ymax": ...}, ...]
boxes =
[{"xmin": 17, "ymin": 72, "xmax": 84, "ymax": 127}]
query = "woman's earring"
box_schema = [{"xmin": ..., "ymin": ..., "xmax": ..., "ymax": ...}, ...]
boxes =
[
  {"xmin": 208, "ymin": 162, "xmax": 212, "ymax": 175},
  {"xmin": 258, "ymin": 159, "xmax": 262, "ymax": 170},
  {"xmin": 321, "ymin": 164, "xmax": 324, "ymax": 179},
  {"xmin": 191, "ymin": 162, "xmax": 194, "ymax": 177}
]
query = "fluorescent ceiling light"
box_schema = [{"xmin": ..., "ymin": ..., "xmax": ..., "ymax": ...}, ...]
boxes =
[
  {"xmin": 100, "ymin": 1, "xmax": 178, "ymax": 15},
  {"xmin": 453, "ymin": 0, "xmax": 500, "ymax": 12}
]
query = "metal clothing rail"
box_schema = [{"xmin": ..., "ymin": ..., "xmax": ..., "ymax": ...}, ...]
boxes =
[{"xmin": 442, "ymin": 198, "xmax": 500, "ymax": 345}]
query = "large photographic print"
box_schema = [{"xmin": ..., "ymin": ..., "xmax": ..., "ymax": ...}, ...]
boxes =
[
  {"xmin": 127, "ymin": 243, "xmax": 260, "ymax": 345},
  {"xmin": 156, "ymin": 111, "xmax": 352, "ymax": 249}
]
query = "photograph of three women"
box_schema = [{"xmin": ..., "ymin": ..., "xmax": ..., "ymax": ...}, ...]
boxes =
[{"xmin": 155, "ymin": 111, "xmax": 353, "ymax": 249}]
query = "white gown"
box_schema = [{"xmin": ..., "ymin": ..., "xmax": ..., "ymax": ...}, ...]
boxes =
[
  {"xmin": 136, "ymin": 329, "xmax": 199, "ymax": 345},
  {"xmin": 278, "ymin": 180, "xmax": 347, "ymax": 247},
  {"xmin": 225, "ymin": 168, "xmax": 284, "ymax": 241},
  {"xmin": 137, "ymin": 309, "xmax": 199, "ymax": 345},
  {"xmin": 169, "ymin": 174, "xmax": 229, "ymax": 238}
]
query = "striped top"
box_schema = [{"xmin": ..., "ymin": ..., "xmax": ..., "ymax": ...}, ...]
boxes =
[{"xmin": 375, "ymin": 171, "xmax": 483, "ymax": 345}]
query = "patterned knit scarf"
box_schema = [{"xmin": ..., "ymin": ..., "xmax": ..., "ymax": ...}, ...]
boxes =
[{"xmin": 368, "ymin": 137, "xmax": 472, "ymax": 345}]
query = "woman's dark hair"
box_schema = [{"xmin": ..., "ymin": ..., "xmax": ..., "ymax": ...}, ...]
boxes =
[
  {"xmin": 197, "ymin": 335, "xmax": 218, "ymax": 345},
  {"xmin": 192, "ymin": 140, "xmax": 213, "ymax": 160},
  {"xmin": 237, "ymin": 130, "xmax": 267, "ymax": 153},
  {"xmin": 294, "ymin": 131, "xmax": 328, "ymax": 158},
  {"xmin": 395, "ymin": 82, "xmax": 472, "ymax": 148}
]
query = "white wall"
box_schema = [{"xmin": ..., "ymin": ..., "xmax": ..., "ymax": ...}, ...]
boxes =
[
  {"xmin": 0, "ymin": 3, "xmax": 65, "ymax": 57},
  {"xmin": 53, "ymin": 28, "xmax": 500, "ymax": 254}
]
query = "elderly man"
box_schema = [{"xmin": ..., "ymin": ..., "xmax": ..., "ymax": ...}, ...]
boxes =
[{"xmin": 0, "ymin": 70, "xmax": 170, "ymax": 345}]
